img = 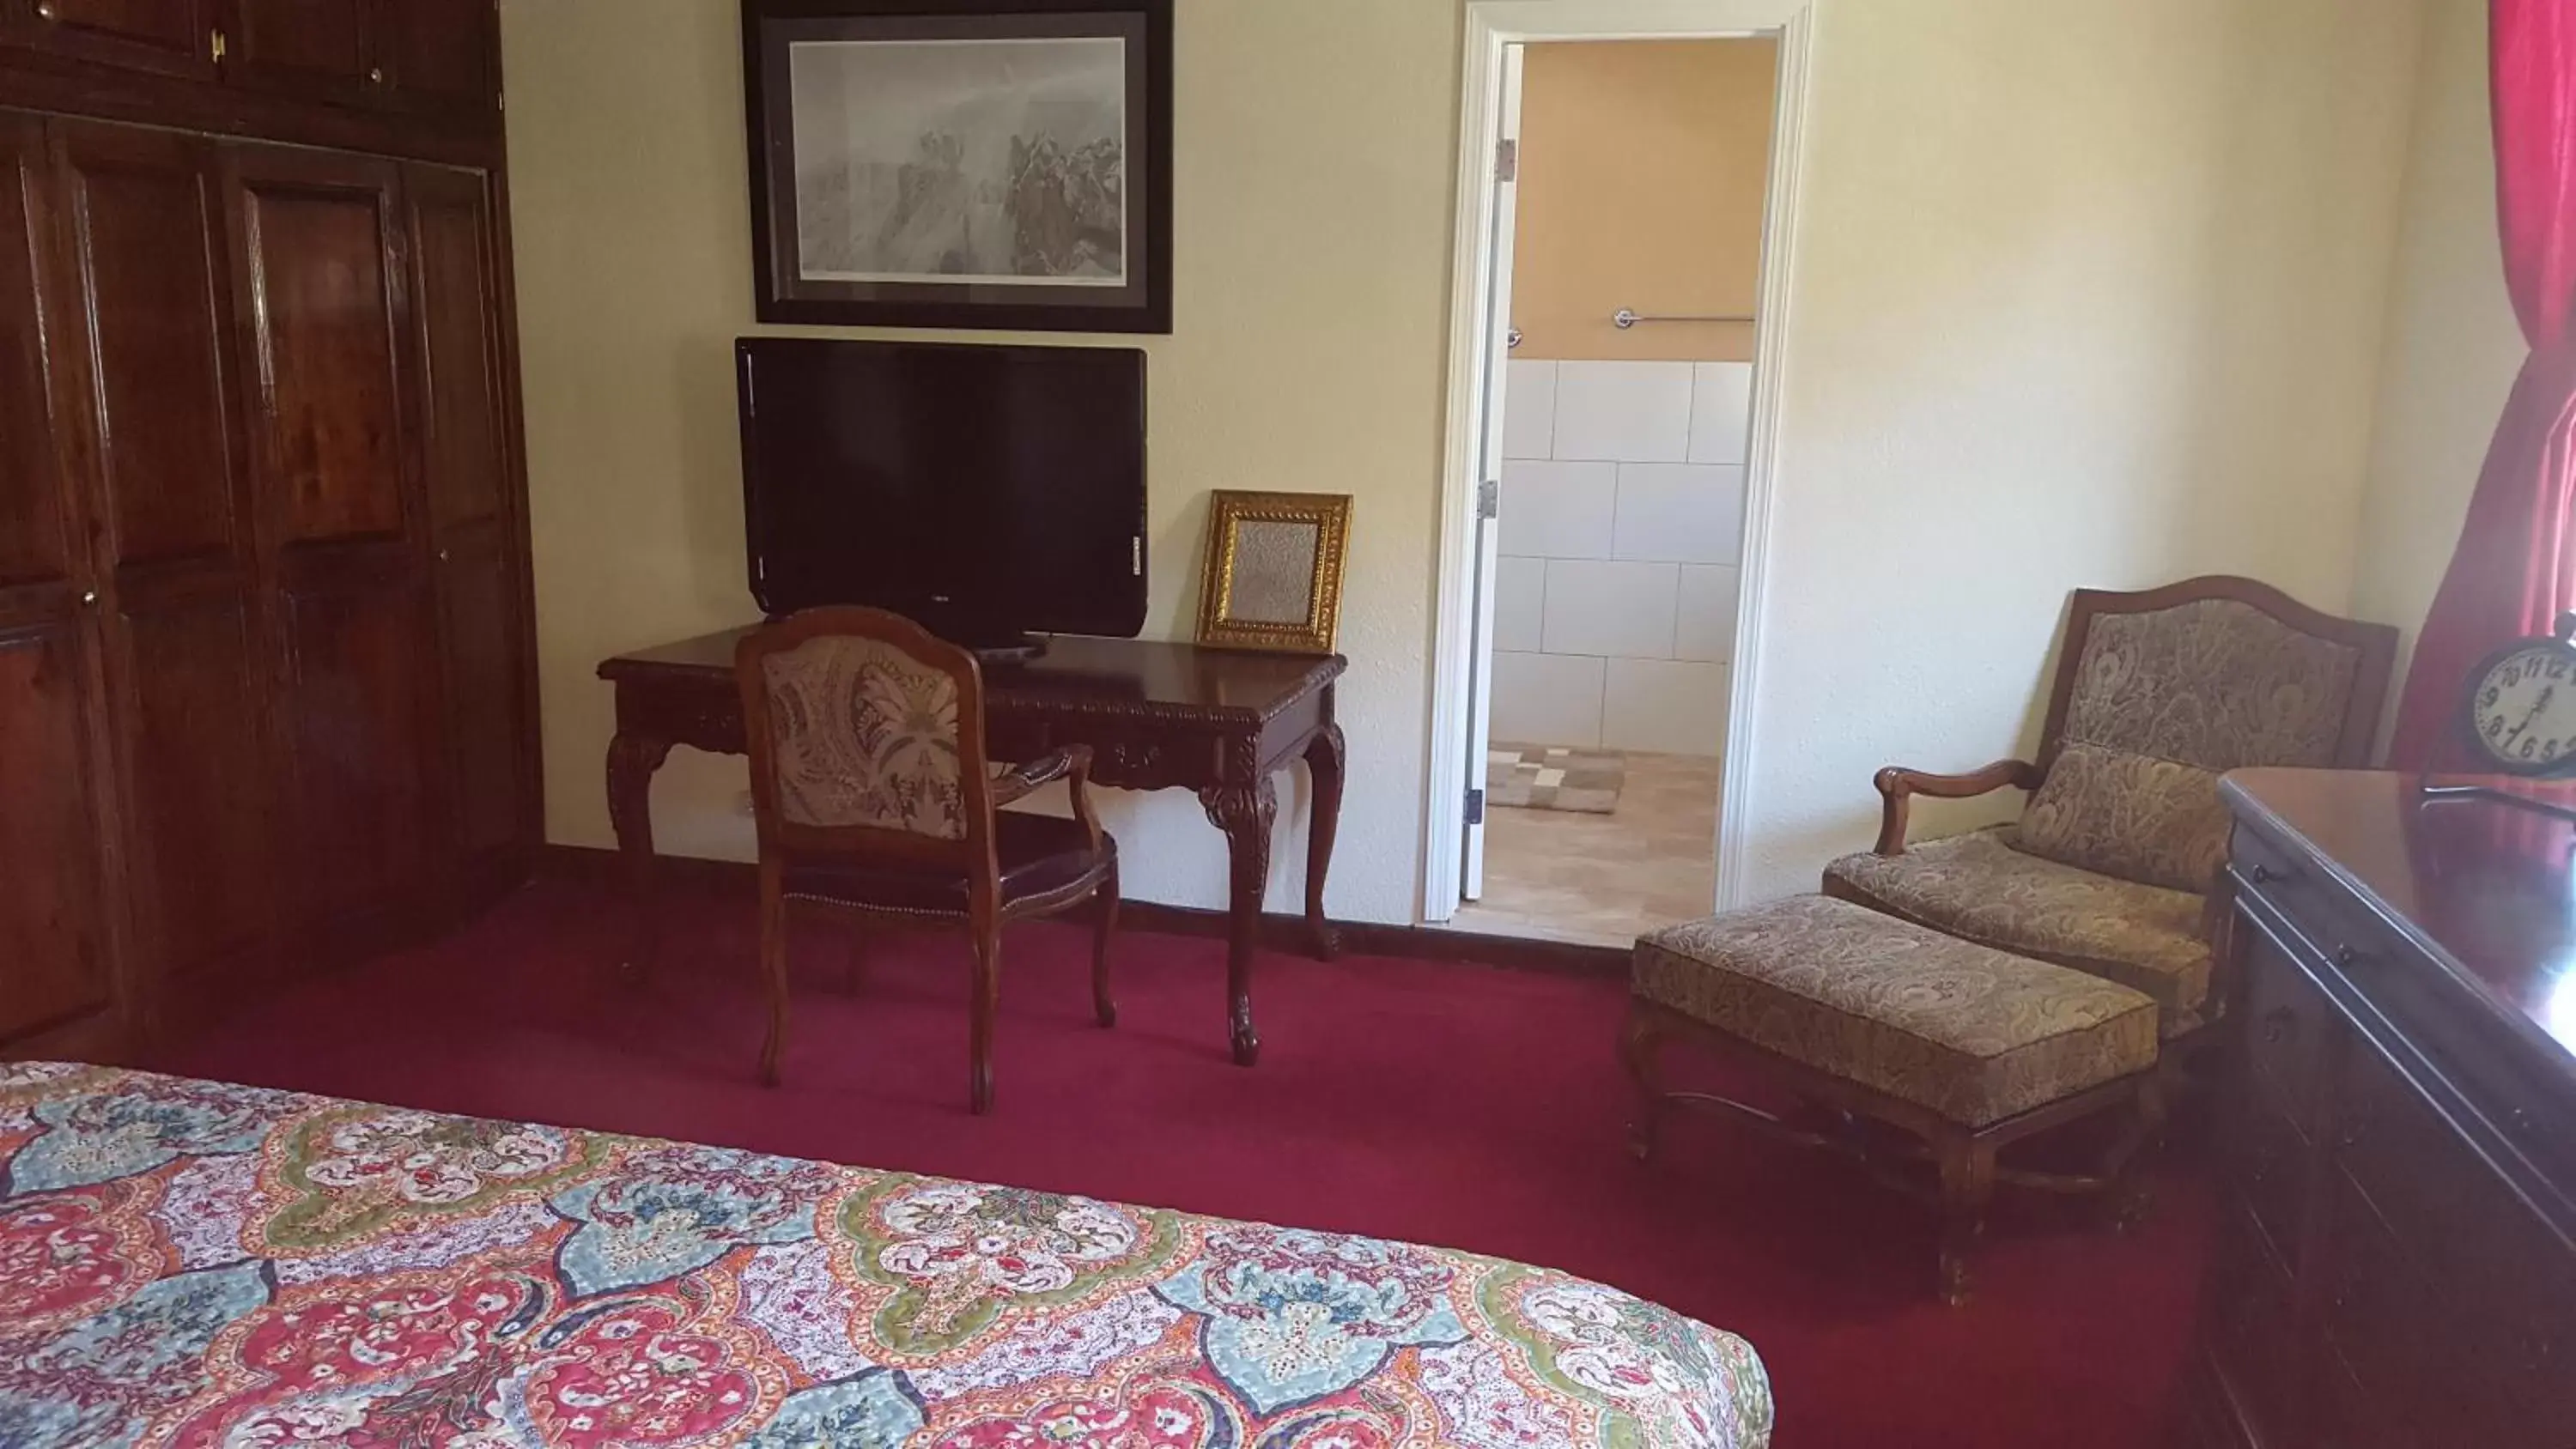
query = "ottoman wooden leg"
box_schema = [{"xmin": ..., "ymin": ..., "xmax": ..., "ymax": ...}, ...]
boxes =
[
  {"xmin": 1619, "ymin": 1003, "xmax": 1669, "ymax": 1162},
  {"xmin": 1935, "ymin": 1133, "xmax": 1997, "ymax": 1307}
]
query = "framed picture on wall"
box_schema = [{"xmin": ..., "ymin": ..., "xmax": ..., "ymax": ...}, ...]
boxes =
[{"xmin": 741, "ymin": 0, "xmax": 1173, "ymax": 334}]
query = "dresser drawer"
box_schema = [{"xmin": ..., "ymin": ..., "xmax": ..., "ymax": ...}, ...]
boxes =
[
  {"xmin": 2202, "ymin": 1192, "xmax": 2302, "ymax": 1448},
  {"xmin": 2232, "ymin": 924, "xmax": 2330, "ymax": 1137},
  {"xmin": 2334, "ymin": 1034, "xmax": 2576, "ymax": 1439}
]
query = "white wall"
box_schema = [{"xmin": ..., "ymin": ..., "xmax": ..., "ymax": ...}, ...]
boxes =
[
  {"xmin": 502, "ymin": 0, "xmax": 2428, "ymax": 924},
  {"xmin": 1492, "ymin": 359, "xmax": 1747, "ymax": 755},
  {"xmin": 2352, "ymin": 0, "xmax": 2526, "ymax": 703}
]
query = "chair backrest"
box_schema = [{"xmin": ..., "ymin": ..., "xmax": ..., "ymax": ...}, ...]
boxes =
[
  {"xmin": 735, "ymin": 607, "xmax": 997, "ymax": 885},
  {"xmin": 2014, "ymin": 577, "xmax": 2397, "ymax": 892},
  {"xmin": 2036, "ymin": 577, "xmax": 2397, "ymax": 775}
]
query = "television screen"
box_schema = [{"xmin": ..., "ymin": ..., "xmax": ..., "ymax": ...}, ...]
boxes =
[{"xmin": 736, "ymin": 337, "xmax": 1148, "ymax": 642}]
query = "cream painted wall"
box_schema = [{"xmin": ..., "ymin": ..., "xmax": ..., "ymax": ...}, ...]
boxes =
[
  {"xmin": 2352, "ymin": 0, "xmax": 2525, "ymax": 706},
  {"xmin": 503, "ymin": 0, "xmax": 2427, "ymax": 922}
]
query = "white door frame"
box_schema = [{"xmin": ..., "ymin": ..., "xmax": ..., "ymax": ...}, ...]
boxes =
[{"xmin": 1422, "ymin": 0, "xmax": 1819, "ymax": 924}]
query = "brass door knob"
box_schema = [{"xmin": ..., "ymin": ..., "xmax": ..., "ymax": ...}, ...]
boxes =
[
  {"xmin": 368, "ymin": 65, "xmax": 385, "ymax": 84},
  {"xmin": 79, "ymin": 589, "xmax": 98, "ymax": 606}
]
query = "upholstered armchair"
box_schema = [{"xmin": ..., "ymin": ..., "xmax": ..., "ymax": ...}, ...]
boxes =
[{"xmin": 1822, "ymin": 577, "xmax": 2396, "ymax": 1042}]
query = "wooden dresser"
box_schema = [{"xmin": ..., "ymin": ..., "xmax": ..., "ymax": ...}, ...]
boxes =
[{"xmin": 2184, "ymin": 769, "xmax": 2576, "ymax": 1448}]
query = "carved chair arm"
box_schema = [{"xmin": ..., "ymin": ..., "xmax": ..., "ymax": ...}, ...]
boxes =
[
  {"xmin": 992, "ymin": 745, "xmax": 1105, "ymax": 849},
  {"xmin": 1871, "ymin": 759, "xmax": 2044, "ymax": 856}
]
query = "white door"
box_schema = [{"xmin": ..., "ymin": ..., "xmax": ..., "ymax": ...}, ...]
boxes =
[{"xmin": 1461, "ymin": 43, "xmax": 1526, "ymax": 902}]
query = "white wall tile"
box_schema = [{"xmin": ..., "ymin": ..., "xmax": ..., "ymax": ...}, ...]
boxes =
[
  {"xmin": 1498, "ymin": 459, "xmax": 1614, "ymax": 559},
  {"xmin": 1491, "ymin": 651, "xmax": 1604, "ymax": 748},
  {"xmin": 1542, "ymin": 559, "xmax": 1678, "ymax": 658},
  {"xmin": 1603, "ymin": 659, "xmax": 1731, "ymax": 755},
  {"xmin": 1501, "ymin": 360, "xmax": 1556, "ymax": 461},
  {"xmin": 1613, "ymin": 464, "xmax": 1746, "ymax": 565},
  {"xmin": 1492, "ymin": 555, "xmax": 1545, "ymax": 653},
  {"xmin": 1674, "ymin": 564, "xmax": 1741, "ymax": 664},
  {"xmin": 1552, "ymin": 361, "xmax": 1693, "ymax": 463},
  {"xmin": 1688, "ymin": 362, "xmax": 1754, "ymax": 465}
]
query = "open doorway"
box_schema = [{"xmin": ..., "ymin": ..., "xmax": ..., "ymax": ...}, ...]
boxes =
[{"xmin": 1425, "ymin": 3, "xmax": 1814, "ymax": 947}]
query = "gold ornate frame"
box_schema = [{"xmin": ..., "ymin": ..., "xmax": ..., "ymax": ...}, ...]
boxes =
[{"xmin": 1194, "ymin": 491, "xmax": 1353, "ymax": 653}]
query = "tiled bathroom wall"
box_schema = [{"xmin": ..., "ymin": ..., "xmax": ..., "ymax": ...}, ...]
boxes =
[{"xmin": 1491, "ymin": 359, "xmax": 1750, "ymax": 755}]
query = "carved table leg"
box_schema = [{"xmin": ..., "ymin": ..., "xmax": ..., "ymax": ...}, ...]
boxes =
[
  {"xmin": 1200, "ymin": 774, "xmax": 1277, "ymax": 1067},
  {"xmin": 605, "ymin": 728, "xmax": 675, "ymax": 984},
  {"xmin": 1302, "ymin": 722, "xmax": 1346, "ymax": 962}
]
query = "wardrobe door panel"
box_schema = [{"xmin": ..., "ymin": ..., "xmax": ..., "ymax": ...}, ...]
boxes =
[
  {"xmin": 246, "ymin": 183, "xmax": 406, "ymax": 543},
  {"xmin": 277, "ymin": 577, "xmax": 428, "ymax": 930},
  {"xmin": 218, "ymin": 0, "xmax": 370, "ymax": 100},
  {"xmin": 54, "ymin": 118, "xmax": 275, "ymax": 1012},
  {"xmin": 374, "ymin": 0, "xmax": 491, "ymax": 112},
  {"xmin": 4, "ymin": 0, "xmax": 216, "ymax": 81},
  {"xmin": 226, "ymin": 141, "xmax": 430, "ymax": 957},
  {"xmin": 0, "ymin": 623, "xmax": 112, "ymax": 1044},
  {"xmin": 0, "ymin": 113, "xmax": 118, "ymax": 1053},
  {"xmin": 406, "ymin": 162, "xmax": 526, "ymax": 884}
]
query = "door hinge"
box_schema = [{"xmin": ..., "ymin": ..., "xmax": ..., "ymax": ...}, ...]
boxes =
[
  {"xmin": 1493, "ymin": 138, "xmax": 1517, "ymax": 184},
  {"xmin": 210, "ymin": 27, "xmax": 226, "ymax": 62},
  {"xmin": 1477, "ymin": 479, "xmax": 1499, "ymax": 520},
  {"xmin": 1464, "ymin": 787, "xmax": 1485, "ymax": 827}
]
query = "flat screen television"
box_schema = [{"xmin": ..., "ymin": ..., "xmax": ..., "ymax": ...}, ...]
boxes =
[{"xmin": 736, "ymin": 337, "xmax": 1148, "ymax": 647}]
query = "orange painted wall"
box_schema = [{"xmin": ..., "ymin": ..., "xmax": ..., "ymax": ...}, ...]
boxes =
[{"xmin": 1511, "ymin": 39, "xmax": 1778, "ymax": 363}]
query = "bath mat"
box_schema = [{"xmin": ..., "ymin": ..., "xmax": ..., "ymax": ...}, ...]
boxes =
[{"xmin": 1487, "ymin": 743, "xmax": 1625, "ymax": 814}]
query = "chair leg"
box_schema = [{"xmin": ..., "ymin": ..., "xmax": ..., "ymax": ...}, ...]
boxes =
[
  {"xmin": 1091, "ymin": 860, "xmax": 1120, "ymax": 1029},
  {"xmin": 969, "ymin": 926, "xmax": 1000, "ymax": 1115},
  {"xmin": 1935, "ymin": 1132, "xmax": 1998, "ymax": 1307},
  {"xmin": 1619, "ymin": 1003, "xmax": 1668, "ymax": 1162},
  {"xmin": 2109, "ymin": 1070, "xmax": 2169, "ymax": 1233},
  {"xmin": 757, "ymin": 882, "xmax": 791, "ymax": 1088}
]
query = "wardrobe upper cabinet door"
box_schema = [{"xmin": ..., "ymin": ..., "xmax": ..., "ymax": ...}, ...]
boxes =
[
  {"xmin": 3, "ymin": 0, "xmax": 216, "ymax": 81},
  {"xmin": 0, "ymin": 114, "xmax": 119, "ymax": 1056},
  {"xmin": 374, "ymin": 0, "xmax": 492, "ymax": 112},
  {"xmin": 223, "ymin": 142, "xmax": 434, "ymax": 961},
  {"xmin": 218, "ymin": 0, "xmax": 373, "ymax": 101},
  {"xmin": 52, "ymin": 118, "xmax": 275, "ymax": 1016}
]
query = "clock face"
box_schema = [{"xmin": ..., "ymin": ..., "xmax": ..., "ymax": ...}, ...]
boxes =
[{"xmin": 2470, "ymin": 641, "xmax": 2576, "ymax": 773}]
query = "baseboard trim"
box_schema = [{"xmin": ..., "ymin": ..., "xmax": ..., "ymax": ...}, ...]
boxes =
[{"xmin": 537, "ymin": 844, "xmax": 1626, "ymax": 978}]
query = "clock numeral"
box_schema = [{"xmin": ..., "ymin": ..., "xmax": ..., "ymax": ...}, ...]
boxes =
[
  {"xmin": 2488, "ymin": 716, "xmax": 2509, "ymax": 740},
  {"xmin": 2484, "ymin": 685, "xmax": 2503, "ymax": 709},
  {"xmin": 2505, "ymin": 663, "xmax": 2525, "ymax": 688},
  {"xmin": 2549, "ymin": 657, "xmax": 2571, "ymax": 680},
  {"xmin": 2521, "ymin": 736, "xmax": 2540, "ymax": 761}
]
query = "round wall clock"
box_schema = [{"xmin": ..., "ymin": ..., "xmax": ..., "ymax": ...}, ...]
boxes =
[{"xmin": 2460, "ymin": 611, "xmax": 2576, "ymax": 777}]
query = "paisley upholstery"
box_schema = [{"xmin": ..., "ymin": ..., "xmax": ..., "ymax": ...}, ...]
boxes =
[
  {"xmin": 1634, "ymin": 896, "xmax": 2159, "ymax": 1129},
  {"xmin": 2059, "ymin": 598, "xmax": 2362, "ymax": 771},
  {"xmin": 2016, "ymin": 743, "xmax": 2231, "ymax": 892},
  {"xmin": 759, "ymin": 634, "xmax": 964, "ymax": 838},
  {"xmin": 2013, "ymin": 597, "xmax": 2363, "ymax": 888},
  {"xmin": 1824, "ymin": 828, "xmax": 2214, "ymax": 1035}
]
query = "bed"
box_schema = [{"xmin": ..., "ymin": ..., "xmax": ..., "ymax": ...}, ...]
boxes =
[{"xmin": 0, "ymin": 1063, "xmax": 1771, "ymax": 1448}]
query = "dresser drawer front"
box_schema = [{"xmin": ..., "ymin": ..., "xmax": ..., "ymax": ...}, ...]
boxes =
[
  {"xmin": 2334, "ymin": 1034, "xmax": 2576, "ymax": 1439},
  {"xmin": 2202, "ymin": 1191, "xmax": 2303, "ymax": 1448}
]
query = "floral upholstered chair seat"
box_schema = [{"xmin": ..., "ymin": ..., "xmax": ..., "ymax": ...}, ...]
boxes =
[{"xmin": 1824, "ymin": 579, "xmax": 2396, "ymax": 1040}]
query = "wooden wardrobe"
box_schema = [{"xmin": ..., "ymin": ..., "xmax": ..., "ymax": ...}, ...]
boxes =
[{"xmin": 0, "ymin": 1, "xmax": 538, "ymax": 1062}]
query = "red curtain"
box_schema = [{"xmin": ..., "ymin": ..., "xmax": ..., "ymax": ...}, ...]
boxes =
[{"xmin": 2387, "ymin": 0, "xmax": 2576, "ymax": 768}]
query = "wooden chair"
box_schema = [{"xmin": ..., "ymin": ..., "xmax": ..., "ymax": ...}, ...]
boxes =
[
  {"xmin": 735, "ymin": 607, "xmax": 1119, "ymax": 1113},
  {"xmin": 1822, "ymin": 575, "xmax": 2397, "ymax": 1052}
]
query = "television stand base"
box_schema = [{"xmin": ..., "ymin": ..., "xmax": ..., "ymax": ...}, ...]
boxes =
[{"xmin": 960, "ymin": 632, "xmax": 1048, "ymax": 664}]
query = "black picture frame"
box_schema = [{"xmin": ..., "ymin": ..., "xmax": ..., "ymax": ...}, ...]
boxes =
[{"xmin": 741, "ymin": 0, "xmax": 1173, "ymax": 334}]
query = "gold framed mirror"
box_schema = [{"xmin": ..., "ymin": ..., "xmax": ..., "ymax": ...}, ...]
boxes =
[{"xmin": 1194, "ymin": 491, "xmax": 1352, "ymax": 653}]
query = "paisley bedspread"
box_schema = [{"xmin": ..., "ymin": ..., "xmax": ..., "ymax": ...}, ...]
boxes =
[{"xmin": 0, "ymin": 1064, "xmax": 1771, "ymax": 1448}]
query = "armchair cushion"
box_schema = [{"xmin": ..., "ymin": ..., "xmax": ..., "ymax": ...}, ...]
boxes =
[
  {"xmin": 2014, "ymin": 743, "xmax": 2230, "ymax": 892},
  {"xmin": 1824, "ymin": 828, "xmax": 2213, "ymax": 1036}
]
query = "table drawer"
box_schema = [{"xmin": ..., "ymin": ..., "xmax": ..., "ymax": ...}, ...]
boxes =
[{"xmin": 2232, "ymin": 920, "xmax": 2330, "ymax": 1139}]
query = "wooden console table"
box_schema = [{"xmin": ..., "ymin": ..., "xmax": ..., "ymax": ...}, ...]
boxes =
[{"xmin": 598, "ymin": 629, "xmax": 1348, "ymax": 1066}]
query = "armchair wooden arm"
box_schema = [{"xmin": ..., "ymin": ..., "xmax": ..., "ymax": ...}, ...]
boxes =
[
  {"xmin": 992, "ymin": 745, "xmax": 1105, "ymax": 849},
  {"xmin": 1870, "ymin": 759, "xmax": 2045, "ymax": 856}
]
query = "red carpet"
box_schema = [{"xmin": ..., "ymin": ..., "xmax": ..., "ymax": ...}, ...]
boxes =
[{"xmin": 155, "ymin": 875, "xmax": 2212, "ymax": 1448}]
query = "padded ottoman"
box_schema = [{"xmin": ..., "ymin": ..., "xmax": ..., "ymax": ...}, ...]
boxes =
[{"xmin": 1623, "ymin": 894, "xmax": 2162, "ymax": 1302}]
